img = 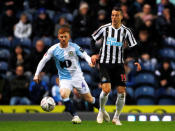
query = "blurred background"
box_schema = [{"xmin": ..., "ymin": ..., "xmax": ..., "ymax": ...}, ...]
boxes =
[{"xmin": 0, "ymin": 0, "xmax": 175, "ymax": 113}]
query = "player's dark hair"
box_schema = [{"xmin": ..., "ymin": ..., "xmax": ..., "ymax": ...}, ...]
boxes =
[
  {"xmin": 112, "ymin": 6, "xmax": 123, "ymax": 15},
  {"xmin": 58, "ymin": 25, "xmax": 71, "ymax": 34}
]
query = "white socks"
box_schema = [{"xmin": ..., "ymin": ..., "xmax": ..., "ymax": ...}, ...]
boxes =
[
  {"xmin": 99, "ymin": 91, "xmax": 126, "ymax": 120},
  {"xmin": 113, "ymin": 93, "xmax": 126, "ymax": 119},
  {"xmin": 99, "ymin": 91, "xmax": 109, "ymax": 112}
]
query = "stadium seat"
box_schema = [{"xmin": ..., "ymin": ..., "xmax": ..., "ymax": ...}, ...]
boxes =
[
  {"xmin": 33, "ymin": 37, "xmax": 52, "ymax": 47},
  {"xmin": 91, "ymin": 68, "xmax": 100, "ymax": 82},
  {"xmin": 135, "ymin": 86, "xmax": 155, "ymax": 105},
  {"xmin": 53, "ymin": 12, "xmax": 62, "ymax": 23},
  {"xmin": 164, "ymin": 37, "xmax": 175, "ymax": 47},
  {"xmin": 158, "ymin": 98, "xmax": 175, "ymax": 105},
  {"xmin": 135, "ymin": 86, "xmax": 155, "ymax": 99},
  {"xmin": 84, "ymin": 48, "xmax": 92, "ymax": 56},
  {"xmin": 127, "ymin": 60, "xmax": 135, "ymax": 70},
  {"xmin": 136, "ymin": 98, "xmax": 155, "ymax": 105},
  {"xmin": 92, "ymin": 88, "xmax": 102, "ymax": 98},
  {"xmin": 16, "ymin": 11, "xmax": 33, "ymax": 22},
  {"xmin": 74, "ymin": 37, "xmax": 91, "ymax": 49},
  {"xmin": 140, "ymin": 59, "xmax": 157, "ymax": 72},
  {"xmin": 133, "ymin": 72, "xmax": 157, "ymax": 87},
  {"xmin": 156, "ymin": 87, "xmax": 175, "ymax": 99},
  {"xmin": 64, "ymin": 13, "xmax": 73, "ymax": 22},
  {"xmin": 171, "ymin": 61, "xmax": 175, "ymax": 70},
  {"xmin": 0, "ymin": 37, "xmax": 11, "ymax": 49},
  {"xmin": 41, "ymin": 75, "xmax": 50, "ymax": 85},
  {"xmin": 159, "ymin": 48, "xmax": 175, "ymax": 60},
  {"xmin": 83, "ymin": 73, "xmax": 92, "ymax": 86},
  {"xmin": 0, "ymin": 61, "xmax": 8, "ymax": 75},
  {"xmin": 80, "ymin": 61, "xmax": 92, "ymax": 73},
  {"xmin": 42, "ymin": 37, "xmax": 52, "ymax": 46},
  {"xmin": 46, "ymin": 10, "xmax": 55, "ymax": 20},
  {"xmin": 0, "ymin": 49, "xmax": 10, "ymax": 61},
  {"xmin": 50, "ymin": 75, "xmax": 58, "ymax": 86},
  {"xmin": 126, "ymin": 87, "xmax": 134, "ymax": 99},
  {"xmin": 12, "ymin": 38, "xmax": 32, "ymax": 48},
  {"xmin": 108, "ymin": 90, "xmax": 117, "ymax": 105},
  {"xmin": 12, "ymin": 38, "xmax": 32, "ymax": 54},
  {"xmin": 23, "ymin": 48, "xmax": 31, "ymax": 54},
  {"xmin": 53, "ymin": 13, "xmax": 73, "ymax": 23},
  {"xmin": 52, "ymin": 38, "xmax": 60, "ymax": 45}
]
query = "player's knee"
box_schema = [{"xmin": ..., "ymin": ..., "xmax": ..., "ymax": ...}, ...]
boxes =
[
  {"xmin": 83, "ymin": 94, "xmax": 93, "ymax": 103},
  {"xmin": 60, "ymin": 90, "xmax": 67, "ymax": 99},
  {"xmin": 60, "ymin": 92, "xmax": 66, "ymax": 99},
  {"xmin": 102, "ymin": 83, "xmax": 111, "ymax": 94},
  {"xmin": 86, "ymin": 97, "xmax": 93, "ymax": 103},
  {"xmin": 117, "ymin": 86, "xmax": 126, "ymax": 94}
]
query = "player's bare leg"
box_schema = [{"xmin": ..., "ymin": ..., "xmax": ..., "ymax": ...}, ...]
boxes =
[
  {"xmin": 112, "ymin": 86, "xmax": 126, "ymax": 125},
  {"xmin": 81, "ymin": 92, "xmax": 99, "ymax": 109},
  {"xmin": 60, "ymin": 88, "xmax": 81, "ymax": 124},
  {"xmin": 97, "ymin": 83, "xmax": 111, "ymax": 123}
]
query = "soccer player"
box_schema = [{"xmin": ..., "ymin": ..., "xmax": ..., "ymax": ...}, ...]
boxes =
[
  {"xmin": 33, "ymin": 26, "xmax": 99, "ymax": 124},
  {"xmin": 91, "ymin": 7, "xmax": 141, "ymax": 125}
]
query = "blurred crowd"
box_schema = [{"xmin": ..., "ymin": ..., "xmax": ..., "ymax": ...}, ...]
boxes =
[{"xmin": 0, "ymin": 0, "xmax": 175, "ymax": 109}]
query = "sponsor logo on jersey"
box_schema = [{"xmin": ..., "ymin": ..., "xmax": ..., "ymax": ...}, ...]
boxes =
[{"xmin": 106, "ymin": 37, "xmax": 123, "ymax": 46}]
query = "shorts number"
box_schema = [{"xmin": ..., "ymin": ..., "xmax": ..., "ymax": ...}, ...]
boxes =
[
  {"xmin": 121, "ymin": 74, "xmax": 126, "ymax": 82},
  {"xmin": 82, "ymin": 82, "xmax": 86, "ymax": 90}
]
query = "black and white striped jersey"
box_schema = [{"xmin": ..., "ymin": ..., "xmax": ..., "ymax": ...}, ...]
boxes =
[{"xmin": 91, "ymin": 23, "xmax": 137, "ymax": 64}]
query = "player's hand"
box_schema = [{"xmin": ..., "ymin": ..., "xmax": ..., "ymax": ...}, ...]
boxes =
[
  {"xmin": 33, "ymin": 75, "xmax": 40, "ymax": 84},
  {"xmin": 89, "ymin": 63, "xmax": 95, "ymax": 68},
  {"xmin": 91, "ymin": 54, "xmax": 99, "ymax": 65},
  {"xmin": 134, "ymin": 62, "xmax": 141, "ymax": 72}
]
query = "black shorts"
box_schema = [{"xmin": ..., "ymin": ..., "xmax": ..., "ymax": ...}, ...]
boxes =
[{"xmin": 99, "ymin": 63, "xmax": 126, "ymax": 87}]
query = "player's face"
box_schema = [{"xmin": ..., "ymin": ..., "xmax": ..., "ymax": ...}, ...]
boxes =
[
  {"xmin": 58, "ymin": 32, "xmax": 70, "ymax": 46},
  {"xmin": 111, "ymin": 10, "xmax": 123, "ymax": 25}
]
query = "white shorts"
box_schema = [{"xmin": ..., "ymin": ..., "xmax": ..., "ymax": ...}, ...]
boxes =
[{"xmin": 59, "ymin": 78, "xmax": 90, "ymax": 94}]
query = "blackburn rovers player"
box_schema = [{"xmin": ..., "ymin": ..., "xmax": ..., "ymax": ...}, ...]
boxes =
[{"xmin": 33, "ymin": 26, "xmax": 99, "ymax": 124}]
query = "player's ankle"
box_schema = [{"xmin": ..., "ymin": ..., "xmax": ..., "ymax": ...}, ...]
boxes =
[{"xmin": 99, "ymin": 108, "xmax": 105, "ymax": 112}]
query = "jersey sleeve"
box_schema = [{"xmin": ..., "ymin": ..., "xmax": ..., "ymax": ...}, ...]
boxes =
[
  {"xmin": 91, "ymin": 26, "xmax": 105, "ymax": 41},
  {"xmin": 34, "ymin": 46, "xmax": 54, "ymax": 76},
  {"xmin": 125, "ymin": 29, "xmax": 137, "ymax": 47},
  {"xmin": 74, "ymin": 44, "xmax": 91, "ymax": 64}
]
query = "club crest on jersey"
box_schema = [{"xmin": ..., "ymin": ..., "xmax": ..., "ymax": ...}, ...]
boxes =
[
  {"xmin": 106, "ymin": 37, "xmax": 123, "ymax": 46},
  {"xmin": 68, "ymin": 51, "xmax": 74, "ymax": 57}
]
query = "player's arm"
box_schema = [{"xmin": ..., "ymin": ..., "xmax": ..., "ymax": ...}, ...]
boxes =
[
  {"xmin": 91, "ymin": 26, "xmax": 104, "ymax": 65},
  {"xmin": 126, "ymin": 29, "xmax": 141, "ymax": 71},
  {"xmin": 33, "ymin": 48, "xmax": 53, "ymax": 83},
  {"xmin": 91, "ymin": 39, "xmax": 100, "ymax": 65}
]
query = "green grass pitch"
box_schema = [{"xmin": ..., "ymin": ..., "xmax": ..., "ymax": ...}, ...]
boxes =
[{"xmin": 0, "ymin": 121, "xmax": 175, "ymax": 131}]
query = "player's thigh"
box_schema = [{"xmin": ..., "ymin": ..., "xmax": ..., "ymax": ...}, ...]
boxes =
[
  {"xmin": 99, "ymin": 64, "xmax": 111, "ymax": 94},
  {"xmin": 72, "ymin": 79, "xmax": 90, "ymax": 95},
  {"xmin": 81, "ymin": 92, "xmax": 93, "ymax": 103},
  {"xmin": 59, "ymin": 80, "xmax": 72, "ymax": 99},
  {"xmin": 112, "ymin": 64, "xmax": 126, "ymax": 93}
]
